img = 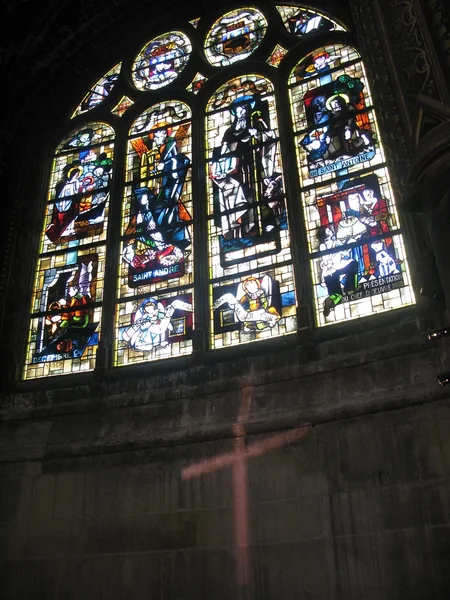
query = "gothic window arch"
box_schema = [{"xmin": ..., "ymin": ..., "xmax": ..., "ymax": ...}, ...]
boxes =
[{"xmin": 23, "ymin": 3, "xmax": 415, "ymax": 379}]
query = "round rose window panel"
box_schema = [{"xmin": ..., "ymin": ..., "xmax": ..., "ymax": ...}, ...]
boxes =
[
  {"xmin": 132, "ymin": 31, "xmax": 192, "ymax": 91},
  {"xmin": 205, "ymin": 8, "xmax": 268, "ymax": 67}
]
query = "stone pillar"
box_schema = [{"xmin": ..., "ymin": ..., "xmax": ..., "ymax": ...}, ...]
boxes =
[{"xmin": 406, "ymin": 123, "xmax": 450, "ymax": 310}]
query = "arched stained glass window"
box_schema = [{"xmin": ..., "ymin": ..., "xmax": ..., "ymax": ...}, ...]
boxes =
[
  {"xmin": 289, "ymin": 44, "xmax": 415, "ymax": 324},
  {"xmin": 23, "ymin": 6, "xmax": 417, "ymax": 380},
  {"xmin": 206, "ymin": 75, "xmax": 297, "ymax": 349},
  {"xmin": 24, "ymin": 123, "xmax": 115, "ymax": 379},
  {"xmin": 115, "ymin": 101, "xmax": 194, "ymax": 365}
]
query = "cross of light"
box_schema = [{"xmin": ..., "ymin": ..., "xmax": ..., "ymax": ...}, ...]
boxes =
[{"xmin": 182, "ymin": 384, "xmax": 312, "ymax": 599}]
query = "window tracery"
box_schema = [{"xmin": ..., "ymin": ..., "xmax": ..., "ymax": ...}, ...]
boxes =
[{"xmin": 24, "ymin": 4, "xmax": 415, "ymax": 379}]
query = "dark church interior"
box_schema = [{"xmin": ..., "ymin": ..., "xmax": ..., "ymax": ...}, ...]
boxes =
[{"xmin": 1, "ymin": 0, "xmax": 450, "ymax": 598}]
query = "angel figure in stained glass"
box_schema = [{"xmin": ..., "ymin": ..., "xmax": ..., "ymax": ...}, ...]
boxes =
[
  {"xmin": 123, "ymin": 297, "xmax": 193, "ymax": 352},
  {"xmin": 214, "ymin": 275, "xmax": 280, "ymax": 332}
]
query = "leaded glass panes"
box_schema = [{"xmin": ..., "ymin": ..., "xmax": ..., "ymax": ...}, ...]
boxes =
[
  {"xmin": 204, "ymin": 9, "xmax": 268, "ymax": 67},
  {"xmin": 289, "ymin": 45, "xmax": 415, "ymax": 325},
  {"xmin": 132, "ymin": 31, "xmax": 192, "ymax": 91},
  {"xmin": 24, "ymin": 5, "xmax": 418, "ymax": 381},
  {"xmin": 111, "ymin": 96, "xmax": 134, "ymax": 117},
  {"xmin": 24, "ymin": 123, "xmax": 114, "ymax": 379},
  {"xmin": 276, "ymin": 5, "xmax": 345, "ymax": 37},
  {"xmin": 267, "ymin": 44, "xmax": 288, "ymax": 67},
  {"xmin": 187, "ymin": 73, "xmax": 207, "ymax": 94},
  {"xmin": 206, "ymin": 75, "xmax": 297, "ymax": 349},
  {"xmin": 72, "ymin": 64, "xmax": 121, "ymax": 118},
  {"xmin": 115, "ymin": 101, "xmax": 194, "ymax": 365}
]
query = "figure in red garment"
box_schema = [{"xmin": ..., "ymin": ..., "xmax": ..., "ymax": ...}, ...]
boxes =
[
  {"xmin": 346, "ymin": 185, "xmax": 393, "ymax": 275},
  {"xmin": 46, "ymin": 166, "xmax": 82, "ymax": 242}
]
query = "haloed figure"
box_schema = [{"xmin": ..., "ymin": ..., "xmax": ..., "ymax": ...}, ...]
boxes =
[
  {"xmin": 46, "ymin": 166, "xmax": 82, "ymax": 241},
  {"xmin": 324, "ymin": 94, "xmax": 373, "ymax": 158}
]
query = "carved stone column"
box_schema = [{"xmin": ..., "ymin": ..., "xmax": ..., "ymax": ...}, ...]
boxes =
[{"xmin": 349, "ymin": 0, "xmax": 444, "ymax": 309}]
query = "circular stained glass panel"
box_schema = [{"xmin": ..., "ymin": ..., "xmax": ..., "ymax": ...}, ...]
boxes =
[
  {"xmin": 132, "ymin": 31, "xmax": 192, "ymax": 91},
  {"xmin": 205, "ymin": 8, "xmax": 267, "ymax": 67}
]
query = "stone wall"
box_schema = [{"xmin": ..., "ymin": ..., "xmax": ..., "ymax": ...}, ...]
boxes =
[
  {"xmin": 1, "ymin": 398, "xmax": 450, "ymax": 599},
  {"xmin": 1, "ymin": 315, "xmax": 450, "ymax": 599}
]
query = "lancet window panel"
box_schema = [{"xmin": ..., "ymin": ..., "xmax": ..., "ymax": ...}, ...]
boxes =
[
  {"xmin": 24, "ymin": 123, "xmax": 114, "ymax": 380},
  {"xmin": 289, "ymin": 44, "xmax": 415, "ymax": 326},
  {"xmin": 205, "ymin": 74, "xmax": 297, "ymax": 350},
  {"xmin": 115, "ymin": 289, "xmax": 194, "ymax": 367},
  {"xmin": 115, "ymin": 101, "xmax": 194, "ymax": 365}
]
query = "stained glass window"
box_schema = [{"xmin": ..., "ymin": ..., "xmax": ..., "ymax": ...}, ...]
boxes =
[
  {"xmin": 276, "ymin": 5, "xmax": 345, "ymax": 38},
  {"xmin": 132, "ymin": 32, "xmax": 192, "ymax": 91},
  {"xmin": 206, "ymin": 76, "xmax": 297, "ymax": 349},
  {"xmin": 187, "ymin": 73, "xmax": 207, "ymax": 95},
  {"xmin": 204, "ymin": 8, "xmax": 268, "ymax": 67},
  {"xmin": 111, "ymin": 96, "xmax": 134, "ymax": 118},
  {"xmin": 72, "ymin": 64, "xmax": 121, "ymax": 118},
  {"xmin": 289, "ymin": 45, "xmax": 414, "ymax": 325},
  {"xmin": 115, "ymin": 101, "xmax": 194, "ymax": 365},
  {"xmin": 24, "ymin": 7, "xmax": 416, "ymax": 380},
  {"xmin": 24, "ymin": 123, "xmax": 114, "ymax": 379},
  {"xmin": 267, "ymin": 44, "xmax": 288, "ymax": 67}
]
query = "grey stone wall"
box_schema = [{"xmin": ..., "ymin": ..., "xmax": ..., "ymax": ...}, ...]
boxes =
[
  {"xmin": 1, "ymin": 401, "xmax": 450, "ymax": 599},
  {"xmin": 1, "ymin": 317, "xmax": 450, "ymax": 599}
]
